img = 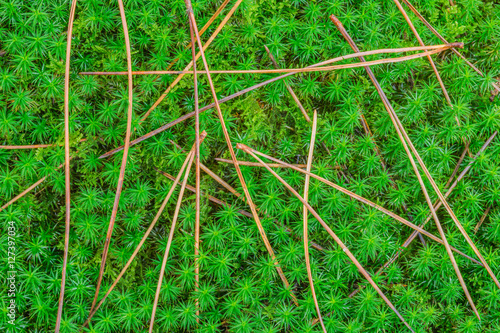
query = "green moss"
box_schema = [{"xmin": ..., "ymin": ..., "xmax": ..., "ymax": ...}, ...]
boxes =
[{"xmin": 1, "ymin": 0, "xmax": 500, "ymax": 331}]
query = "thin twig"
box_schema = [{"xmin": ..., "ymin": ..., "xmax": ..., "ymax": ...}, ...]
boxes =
[
  {"xmin": 1, "ymin": 176, "xmax": 46, "ymax": 212},
  {"xmin": 241, "ymin": 146, "xmax": 415, "ymax": 332},
  {"xmin": 201, "ymin": 163, "xmax": 242, "ymax": 198},
  {"xmin": 89, "ymin": 0, "xmax": 134, "ymax": 314},
  {"xmin": 302, "ymin": 111, "xmax": 326, "ymax": 332},
  {"xmin": 186, "ymin": 0, "xmax": 297, "ymax": 304},
  {"xmin": 54, "ymin": 1, "xmax": 77, "ymax": 331},
  {"xmin": 0, "ymin": 144, "xmax": 55, "ymax": 149},
  {"xmin": 80, "ymin": 133, "xmax": 206, "ymax": 330},
  {"xmin": 391, "ymin": 0, "xmax": 471, "ymax": 239}
]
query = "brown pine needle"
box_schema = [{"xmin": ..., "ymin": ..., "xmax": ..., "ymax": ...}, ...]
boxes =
[
  {"xmin": 80, "ymin": 133, "xmax": 206, "ymax": 329},
  {"xmin": 117, "ymin": 0, "xmax": 229, "ymax": 87},
  {"xmin": 89, "ymin": 0, "xmax": 134, "ymax": 314},
  {"xmin": 303, "ymin": 111, "xmax": 326, "ymax": 332},
  {"xmin": 446, "ymin": 141, "xmax": 470, "ymax": 188},
  {"xmin": 328, "ymin": 44, "xmax": 424, "ymax": 244},
  {"xmin": 98, "ymin": 45, "xmax": 460, "ymax": 160},
  {"xmin": 140, "ymin": 0, "xmax": 244, "ymax": 121},
  {"xmin": 215, "ymin": 158, "xmax": 309, "ymax": 169},
  {"xmin": 54, "ymin": 1, "xmax": 77, "ymax": 331},
  {"xmin": 264, "ymin": 45, "xmax": 310, "ymax": 121},
  {"xmin": 241, "ymin": 146, "xmax": 415, "ymax": 333},
  {"xmin": 475, "ymin": 207, "xmax": 492, "ymax": 234},
  {"xmin": 0, "ymin": 139, "xmax": 87, "ymax": 150},
  {"xmin": 200, "ymin": 165, "xmax": 326, "ymax": 250},
  {"xmin": 0, "ymin": 157, "xmax": 77, "ymax": 213},
  {"xmin": 262, "ymin": 48, "xmax": 349, "ymax": 186},
  {"xmin": 149, "ymin": 148, "xmax": 196, "ymax": 332},
  {"xmin": 0, "ymin": 144, "xmax": 55, "ymax": 149},
  {"xmin": 400, "ymin": 0, "xmax": 500, "ymax": 95},
  {"xmin": 204, "ymin": 165, "xmax": 244, "ymax": 199},
  {"xmin": 332, "ymin": 15, "xmax": 500, "ymax": 311},
  {"xmin": 154, "ymin": 167, "xmax": 326, "ymax": 252},
  {"xmin": 237, "ymin": 144, "xmax": 482, "ymax": 266},
  {"xmin": 3, "ymin": 143, "xmax": 478, "ymax": 271},
  {"xmin": 81, "ymin": 44, "xmax": 458, "ymax": 77},
  {"xmin": 1, "ymin": 176, "xmax": 47, "ymax": 212},
  {"xmin": 392, "ymin": 0, "xmax": 472, "ymax": 158},
  {"xmin": 2, "ymin": 1, "xmax": 492, "ymax": 327},
  {"xmin": 188, "ymin": 14, "xmax": 202, "ymax": 322},
  {"xmin": 186, "ymin": 0, "xmax": 297, "ymax": 305}
]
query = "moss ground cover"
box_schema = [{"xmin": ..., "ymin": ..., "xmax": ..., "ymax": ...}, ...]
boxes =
[{"xmin": 1, "ymin": 0, "xmax": 500, "ymax": 332}]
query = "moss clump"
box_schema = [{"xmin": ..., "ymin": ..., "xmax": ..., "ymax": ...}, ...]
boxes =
[{"xmin": 1, "ymin": 0, "xmax": 500, "ymax": 332}]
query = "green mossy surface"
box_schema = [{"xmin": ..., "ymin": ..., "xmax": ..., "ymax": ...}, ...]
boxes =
[{"xmin": 1, "ymin": 0, "xmax": 500, "ymax": 332}]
